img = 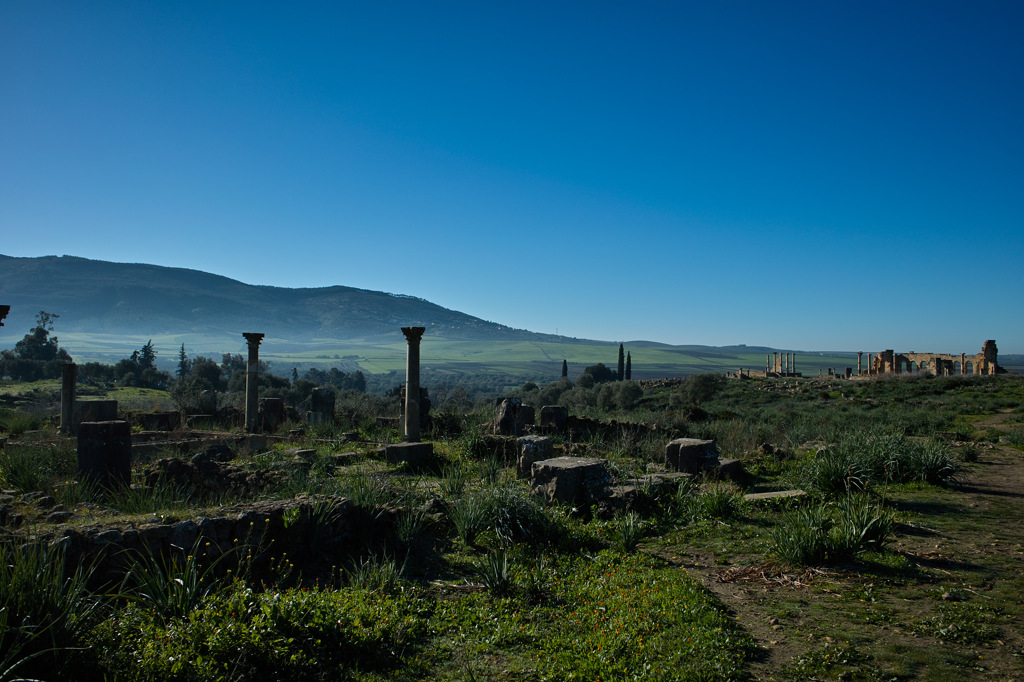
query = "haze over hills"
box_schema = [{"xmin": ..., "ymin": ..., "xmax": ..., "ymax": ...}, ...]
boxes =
[{"xmin": 0, "ymin": 254, "xmax": 572, "ymax": 344}]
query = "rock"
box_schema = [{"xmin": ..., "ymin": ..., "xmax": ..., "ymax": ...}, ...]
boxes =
[
  {"xmin": 46, "ymin": 511, "xmax": 73, "ymax": 524},
  {"xmin": 516, "ymin": 435, "xmax": 554, "ymax": 478},
  {"xmin": 665, "ymin": 438, "xmax": 719, "ymax": 474},
  {"xmin": 531, "ymin": 457, "xmax": 611, "ymax": 506}
]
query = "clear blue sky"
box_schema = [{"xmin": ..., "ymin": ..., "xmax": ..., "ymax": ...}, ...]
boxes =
[{"xmin": 2, "ymin": 1, "xmax": 1022, "ymax": 353}]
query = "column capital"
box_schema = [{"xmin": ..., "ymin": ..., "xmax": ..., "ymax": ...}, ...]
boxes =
[
  {"xmin": 0, "ymin": 305, "xmax": 9, "ymax": 327},
  {"xmin": 243, "ymin": 332, "xmax": 265, "ymax": 348},
  {"xmin": 401, "ymin": 327, "xmax": 426, "ymax": 343}
]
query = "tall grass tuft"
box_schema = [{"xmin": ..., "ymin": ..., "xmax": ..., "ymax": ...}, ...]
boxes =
[
  {"xmin": 122, "ymin": 539, "xmax": 230, "ymax": 620},
  {"xmin": 475, "ymin": 550, "xmax": 514, "ymax": 596},
  {"xmin": 0, "ymin": 542, "xmax": 97, "ymax": 680},
  {"xmin": 770, "ymin": 496, "xmax": 895, "ymax": 567},
  {"xmin": 610, "ymin": 512, "xmax": 645, "ymax": 553}
]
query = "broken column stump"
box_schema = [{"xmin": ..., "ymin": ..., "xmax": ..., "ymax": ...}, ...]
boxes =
[
  {"xmin": 78, "ymin": 420, "xmax": 132, "ymax": 489},
  {"xmin": 307, "ymin": 387, "xmax": 336, "ymax": 426},
  {"xmin": 516, "ymin": 434, "xmax": 554, "ymax": 478},
  {"xmin": 665, "ymin": 438, "xmax": 720, "ymax": 474},
  {"xmin": 72, "ymin": 400, "xmax": 118, "ymax": 435},
  {"xmin": 531, "ymin": 456, "xmax": 611, "ymax": 506}
]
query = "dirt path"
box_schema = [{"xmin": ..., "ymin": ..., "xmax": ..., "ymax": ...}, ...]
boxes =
[{"xmin": 678, "ymin": 411, "xmax": 1024, "ymax": 680}]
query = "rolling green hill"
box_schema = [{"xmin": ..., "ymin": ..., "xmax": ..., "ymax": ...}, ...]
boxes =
[{"xmin": 0, "ymin": 254, "xmax": 869, "ymax": 381}]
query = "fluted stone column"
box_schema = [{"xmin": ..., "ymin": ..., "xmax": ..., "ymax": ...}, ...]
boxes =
[
  {"xmin": 243, "ymin": 333, "xmax": 265, "ymax": 433},
  {"xmin": 857, "ymin": 351, "xmax": 863, "ymax": 376},
  {"xmin": 401, "ymin": 327, "xmax": 425, "ymax": 442},
  {"xmin": 766, "ymin": 354, "xmax": 770, "ymax": 374},
  {"xmin": 61, "ymin": 363, "xmax": 77, "ymax": 434}
]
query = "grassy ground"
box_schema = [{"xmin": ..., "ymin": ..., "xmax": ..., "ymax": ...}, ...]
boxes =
[{"xmin": 0, "ymin": 373, "xmax": 1022, "ymax": 679}]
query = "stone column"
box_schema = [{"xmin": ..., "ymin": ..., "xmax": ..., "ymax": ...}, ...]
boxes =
[
  {"xmin": 773, "ymin": 352, "xmax": 778, "ymax": 373},
  {"xmin": 401, "ymin": 327, "xmax": 426, "ymax": 442},
  {"xmin": 785, "ymin": 353, "xmax": 790, "ymax": 375},
  {"xmin": 243, "ymin": 333, "xmax": 265, "ymax": 433},
  {"xmin": 857, "ymin": 351, "xmax": 863, "ymax": 376},
  {"xmin": 766, "ymin": 354, "xmax": 770, "ymax": 374},
  {"xmin": 61, "ymin": 363, "xmax": 77, "ymax": 433}
]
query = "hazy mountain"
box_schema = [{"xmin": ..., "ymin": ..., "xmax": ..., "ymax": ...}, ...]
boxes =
[{"xmin": 0, "ymin": 254, "xmax": 566, "ymax": 343}]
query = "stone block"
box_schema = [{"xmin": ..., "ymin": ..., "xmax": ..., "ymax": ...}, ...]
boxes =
[
  {"xmin": 540, "ymin": 405, "xmax": 568, "ymax": 432},
  {"xmin": 72, "ymin": 400, "xmax": 118, "ymax": 434},
  {"xmin": 142, "ymin": 411, "xmax": 181, "ymax": 431},
  {"xmin": 516, "ymin": 435, "xmax": 553, "ymax": 478},
  {"xmin": 531, "ymin": 456, "xmax": 611, "ymax": 506},
  {"xmin": 77, "ymin": 420, "xmax": 132, "ymax": 489},
  {"xmin": 743, "ymin": 489, "xmax": 806, "ymax": 502},
  {"xmin": 259, "ymin": 398, "xmax": 285, "ymax": 431},
  {"xmin": 714, "ymin": 457, "xmax": 743, "ymax": 479},
  {"xmin": 665, "ymin": 438, "xmax": 719, "ymax": 474},
  {"xmin": 385, "ymin": 442, "xmax": 434, "ymax": 466}
]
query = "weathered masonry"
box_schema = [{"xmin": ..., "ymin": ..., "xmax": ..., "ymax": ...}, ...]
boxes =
[{"xmin": 865, "ymin": 340, "xmax": 1001, "ymax": 376}]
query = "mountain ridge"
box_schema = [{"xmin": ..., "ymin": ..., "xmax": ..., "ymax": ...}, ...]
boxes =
[{"xmin": 0, "ymin": 254, "xmax": 575, "ymax": 344}]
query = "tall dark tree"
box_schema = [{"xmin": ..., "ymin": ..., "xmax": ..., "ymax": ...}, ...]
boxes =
[
  {"xmin": 617, "ymin": 344, "xmax": 625, "ymax": 381},
  {"xmin": 292, "ymin": 367, "xmax": 299, "ymax": 384},
  {"xmin": 138, "ymin": 340, "xmax": 157, "ymax": 370},
  {"xmin": 12, "ymin": 311, "xmax": 71, "ymax": 363},
  {"xmin": 625, "ymin": 352, "xmax": 631, "ymax": 380},
  {"xmin": 0, "ymin": 310, "xmax": 73, "ymax": 381},
  {"xmin": 561, "ymin": 359, "xmax": 568, "ymax": 379},
  {"xmin": 177, "ymin": 343, "xmax": 191, "ymax": 378}
]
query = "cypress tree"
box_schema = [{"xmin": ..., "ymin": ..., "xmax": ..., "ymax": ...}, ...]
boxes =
[
  {"xmin": 177, "ymin": 343, "xmax": 190, "ymax": 378},
  {"xmin": 617, "ymin": 344, "xmax": 625, "ymax": 381},
  {"xmin": 625, "ymin": 352, "xmax": 631, "ymax": 380},
  {"xmin": 561, "ymin": 359, "xmax": 568, "ymax": 379}
]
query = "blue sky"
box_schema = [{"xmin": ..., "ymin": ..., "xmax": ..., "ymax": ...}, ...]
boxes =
[{"xmin": 2, "ymin": 1, "xmax": 1022, "ymax": 353}]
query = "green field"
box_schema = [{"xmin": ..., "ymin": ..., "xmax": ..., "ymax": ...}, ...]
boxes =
[{"xmin": 15, "ymin": 331, "xmax": 864, "ymax": 381}]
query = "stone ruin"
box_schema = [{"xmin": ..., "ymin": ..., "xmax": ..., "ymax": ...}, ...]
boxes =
[{"xmin": 863, "ymin": 340, "xmax": 1001, "ymax": 377}]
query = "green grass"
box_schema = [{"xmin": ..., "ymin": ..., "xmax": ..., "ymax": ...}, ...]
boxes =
[{"xmin": 0, "ymin": 373, "xmax": 1022, "ymax": 679}]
